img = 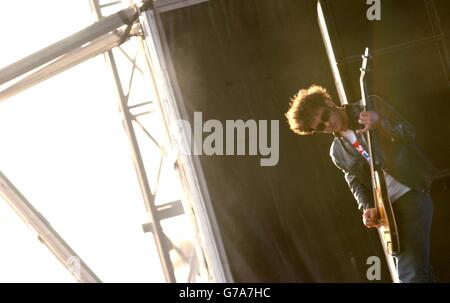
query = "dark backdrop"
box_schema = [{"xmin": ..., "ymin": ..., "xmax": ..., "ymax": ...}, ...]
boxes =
[{"xmin": 156, "ymin": 0, "xmax": 450, "ymax": 282}]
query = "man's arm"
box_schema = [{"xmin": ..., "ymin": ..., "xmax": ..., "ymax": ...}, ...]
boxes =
[
  {"xmin": 330, "ymin": 156, "xmax": 374, "ymax": 212},
  {"xmin": 343, "ymin": 170, "xmax": 375, "ymax": 212},
  {"xmin": 332, "ymin": 160, "xmax": 380, "ymax": 227}
]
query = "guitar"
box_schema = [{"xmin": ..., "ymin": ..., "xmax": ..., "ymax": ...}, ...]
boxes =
[{"xmin": 359, "ymin": 48, "xmax": 400, "ymax": 255}]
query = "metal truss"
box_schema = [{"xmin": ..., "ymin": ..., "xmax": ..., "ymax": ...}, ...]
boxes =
[
  {"xmin": 140, "ymin": 0, "xmax": 233, "ymax": 282},
  {"xmin": 0, "ymin": 0, "xmax": 231, "ymax": 282},
  {"xmin": 0, "ymin": 2, "xmax": 148, "ymax": 283},
  {"xmin": 89, "ymin": 0, "xmax": 231, "ymax": 282}
]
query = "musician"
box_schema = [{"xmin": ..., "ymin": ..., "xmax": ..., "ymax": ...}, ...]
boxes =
[{"xmin": 285, "ymin": 85, "xmax": 437, "ymax": 283}]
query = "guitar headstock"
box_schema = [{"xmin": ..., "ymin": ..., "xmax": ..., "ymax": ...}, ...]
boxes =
[
  {"xmin": 359, "ymin": 47, "xmax": 372, "ymax": 109},
  {"xmin": 359, "ymin": 47, "xmax": 371, "ymax": 82}
]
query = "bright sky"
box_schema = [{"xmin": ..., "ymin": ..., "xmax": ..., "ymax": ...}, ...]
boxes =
[{"xmin": 0, "ymin": 0, "xmax": 172, "ymax": 282}]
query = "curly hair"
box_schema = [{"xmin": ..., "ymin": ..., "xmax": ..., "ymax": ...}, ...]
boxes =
[{"xmin": 285, "ymin": 85, "xmax": 333, "ymax": 135}]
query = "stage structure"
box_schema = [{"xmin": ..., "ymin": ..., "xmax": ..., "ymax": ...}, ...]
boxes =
[{"xmin": 0, "ymin": 0, "xmax": 231, "ymax": 282}]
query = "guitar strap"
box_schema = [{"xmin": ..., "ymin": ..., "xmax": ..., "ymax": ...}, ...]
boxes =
[
  {"xmin": 340, "ymin": 130, "xmax": 371, "ymax": 162},
  {"xmin": 353, "ymin": 134, "xmax": 371, "ymax": 162},
  {"xmin": 341, "ymin": 130, "xmax": 411, "ymax": 203}
]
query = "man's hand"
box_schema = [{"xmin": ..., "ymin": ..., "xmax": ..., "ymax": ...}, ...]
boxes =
[
  {"xmin": 356, "ymin": 111, "xmax": 380, "ymax": 134},
  {"xmin": 363, "ymin": 208, "xmax": 382, "ymax": 228}
]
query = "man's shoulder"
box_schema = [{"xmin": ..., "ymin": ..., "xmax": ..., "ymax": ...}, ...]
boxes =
[
  {"xmin": 329, "ymin": 136, "xmax": 343, "ymax": 158},
  {"xmin": 329, "ymin": 136, "xmax": 351, "ymax": 171}
]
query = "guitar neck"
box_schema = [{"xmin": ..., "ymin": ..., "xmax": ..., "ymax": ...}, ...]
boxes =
[
  {"xmin": 358, "ymin": 48, "xmax": 400, "ymax": 257},
  {"xmin": 359, "ymin": 78, "xmax": 377, "ymax": 172}
]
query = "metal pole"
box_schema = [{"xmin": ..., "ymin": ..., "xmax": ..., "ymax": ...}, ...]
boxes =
[
  {"xmin": 0, "ymin": 170, "xmax": 101, "ymax": 283},
  {"xmin": 0, "ymin": 27, "xmax": 134, "ymax": 102},
  {"xmin": 140, "ymin": 7, "xmax": 233, "ymax": 282},
  {"xmin": 0, "ymin": 6, "xmax": 139, "ymax": 86},
  {"xmin": 90, "ymin": 0, "xmax": 177, "ymax": 282},
  {"xmin": 317, "ymin": 0, "xmax": 348, "ymax": 104}
]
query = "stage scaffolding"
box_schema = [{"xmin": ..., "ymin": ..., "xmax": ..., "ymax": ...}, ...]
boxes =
[{"xmin": 0, "ymin": 0, "xmax": 231, "ymax": 282}]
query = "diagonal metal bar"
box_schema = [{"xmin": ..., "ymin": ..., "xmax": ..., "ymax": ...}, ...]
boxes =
[
  {"xmin": 0, "ymin": 27, "xmax": 134, "ymax": 103},
  {"xmin": 153, "ymin": 153, "xmax": 165, "ymax": 198},
  {"xmin": 124, "ymin": 48, "xmax": 140, "ymax": 104},
  {"xmin": 0, "ymin": 6, "xmax": 139, "ymax": 86},
  {"xmin": 0, "ymin": 170, "xmax": 101, "ymax": 283},
  {"xmin": 128, "ymin": 100, "xmax": 153, "ymax": 109},
  {"xmin": 317, "ymin": 0, "xmax": 348, "ymax": 104},
  {"xmin": 118, "ymin": 46, "xmax": 144, "ymax": 74},
  {"xmin": 132, "ymin": 117, "xmax": 165, "ymax": 153},
  {"xmin": 133, "ymin": 110, "xmax": 154, "ymax": 117}
]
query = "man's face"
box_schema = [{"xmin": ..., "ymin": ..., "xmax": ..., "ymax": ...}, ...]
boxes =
[{"xmin": 309, "ymin": 106, "xmax": 346, "ymax": 133}]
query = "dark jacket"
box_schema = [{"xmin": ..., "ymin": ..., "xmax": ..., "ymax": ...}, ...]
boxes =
[{"xmin": 330, "ymin": 95, "xmax": 437, "ymax": 212}]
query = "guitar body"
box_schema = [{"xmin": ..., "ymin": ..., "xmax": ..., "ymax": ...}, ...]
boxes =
[
  {"xmin": 360, "ymin": 48, "xmax": 400, "ymax": 256},
  {"xmin": 373, "ymin": 169, "xmax": 400, "ymax": 255}
]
